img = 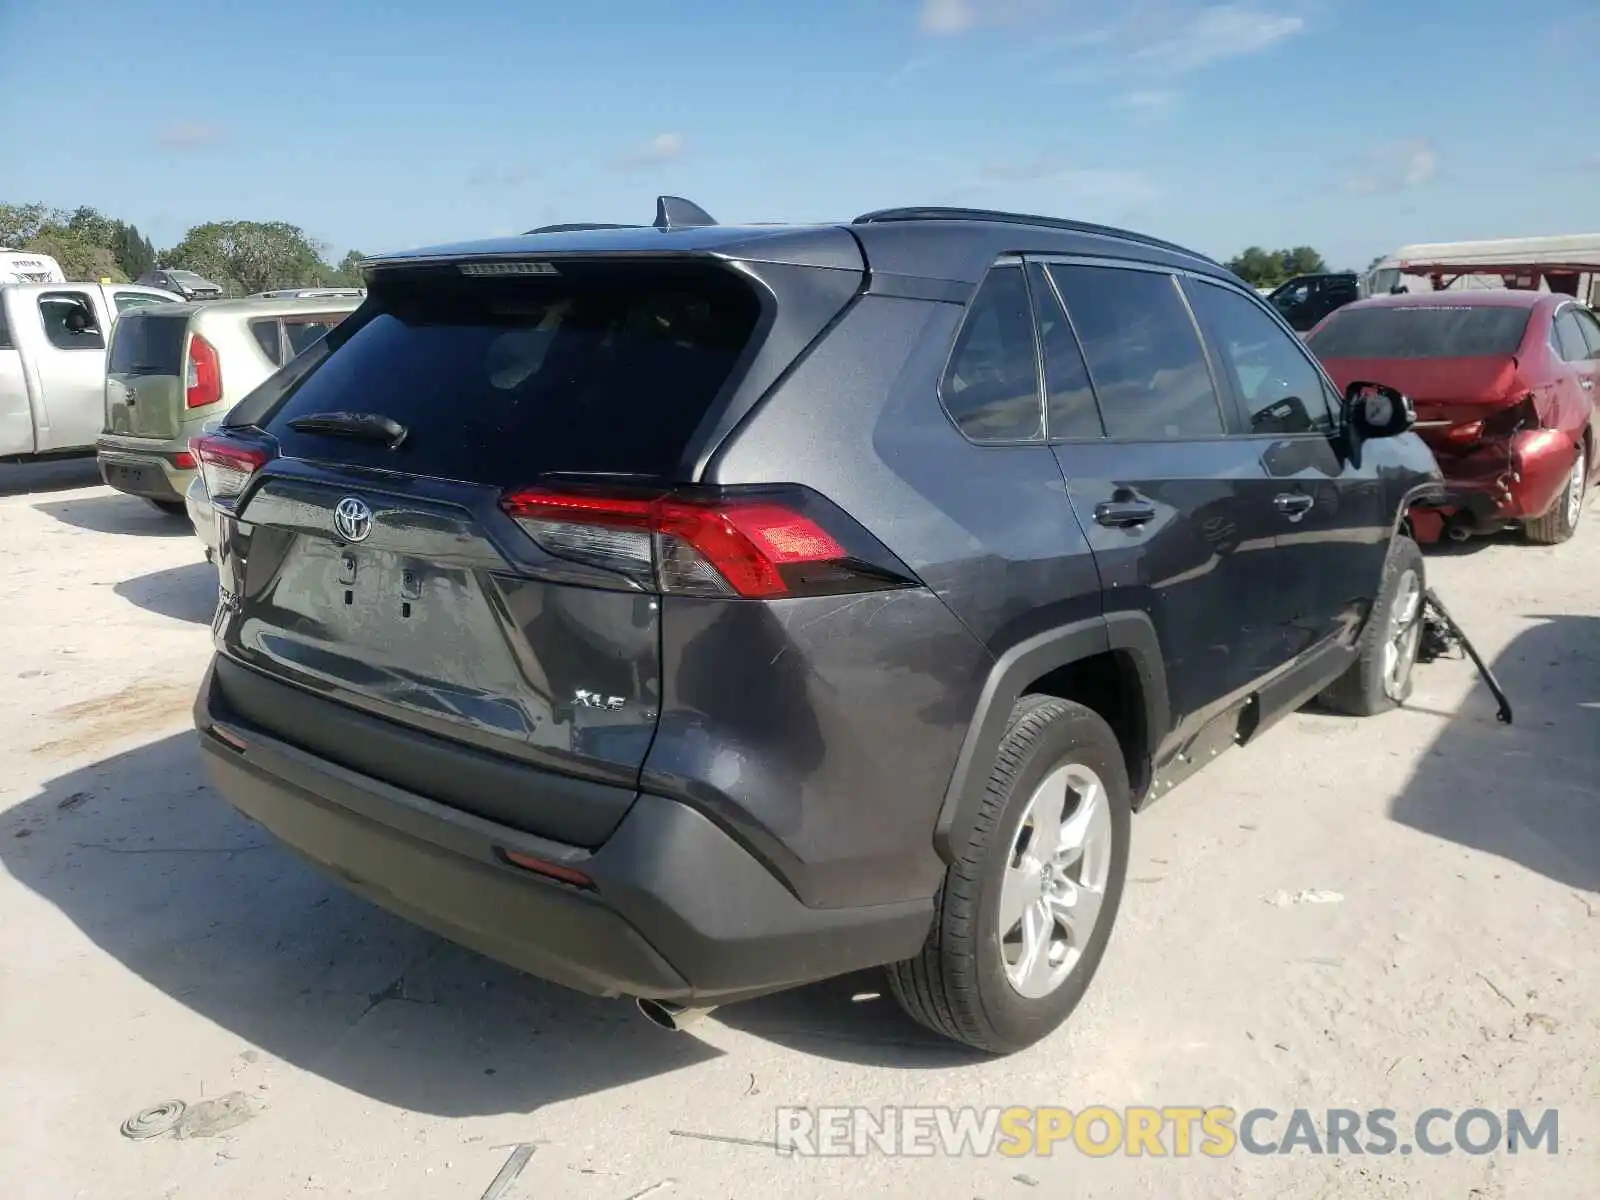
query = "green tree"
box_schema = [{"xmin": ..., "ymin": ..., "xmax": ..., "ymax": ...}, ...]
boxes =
[
  {"xmin": 165, "ymin": 220, "xmax": 330, "ymax": 295},
  {"xmin": 0, "ymin": 202, "xmax": 50, "ymax": 247},
  {"xmin": 330, "ymin": 249, "xmax": 366, "ymax": 287},
  {"xmin": 25, "ymin": 227, "xmax": 123, "ymax": 281},
  {"xmin": 1226, "ymin": 246, "xmax": 1284, "ymax": 288},
  {"xmin": 1227, "ymin": 244, "xmax": 1331, "ymax": 289},
  {"xmin": 111, "ymin": 223, "xmax": 157, "ymax": 279},
  {"xmin": 1278, "ymin": 246, "xmax": 1328, "ymax": 277}
]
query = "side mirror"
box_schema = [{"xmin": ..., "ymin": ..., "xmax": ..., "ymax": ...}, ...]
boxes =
[{"xmin": 1345, "ymin": 381, "xmax": 1415, "ymax": 439}]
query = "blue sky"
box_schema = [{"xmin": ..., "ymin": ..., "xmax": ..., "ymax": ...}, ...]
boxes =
[{"xmin": 2, "ymin": 0, "xmax": 1595, "ymax": 269}]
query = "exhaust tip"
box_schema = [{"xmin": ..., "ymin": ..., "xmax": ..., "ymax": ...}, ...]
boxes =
[{"xmin": 636, "ymin": 997, "xmax": 714, "ymax": 1032}]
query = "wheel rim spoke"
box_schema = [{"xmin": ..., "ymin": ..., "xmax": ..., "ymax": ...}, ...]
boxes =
[
  {"xmin": 1015, "ymin": 899, "xmax": 1055, "ymax": 994},
  {"xmin": 998, "ymin": 858, "xmax": 1036, "ymax": 936},
  {"xmin": 999, "ymin": 761, "xmax": 1115, "ymax": 999}
]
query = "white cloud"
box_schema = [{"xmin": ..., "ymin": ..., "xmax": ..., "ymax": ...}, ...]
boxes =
[
  {"xmin": 1118, "ymin": 88, "xmax": 1180, "ymax": 114},
  {"xmin": 919, "ymin": 2, "xmax": 1309, "ymax": 74},
  {"xmin": 1344, "ymin": 139, "xmax": 1439, "ymax": 194},
  {"xmin": 919, "ymin": 0, "xmax": 1046, "ymax": 35},
  {"xmin": 1133, "ymin": 5, "xmax": 1304, "ymax": 71},
  {"xmin": 156, "ymin": 121, "xmax": 225, "ymax": 153},
  {"xmin": 469, "ymin": 166, "xmax": 536, "ymax": 188},
  {"xmin": 610, "ymin": 132, "xmax": 688, "ymax": 171}
]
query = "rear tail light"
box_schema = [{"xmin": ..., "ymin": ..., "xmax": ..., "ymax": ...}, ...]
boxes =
[
  {"xmin": 500, "ymin": 485, "xmax": 916, "ymax": 599},
  {"xmin": 185, "ymin": 333, "xmax": 222, "ymax": 408},
  {"xmin": 192, "ymin": 431, "xmax": 273, "ymax": 502},
  {"xmin": 1443, "ymin": 421, "xmax": 1484, "ymax": 446}
]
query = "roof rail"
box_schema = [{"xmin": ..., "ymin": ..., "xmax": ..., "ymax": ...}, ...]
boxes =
[
  {"xmin": 851, "ymin": 206, "xmax": 1217, "ymax": 266},
  {"xmin": 523, "ymin": 222, "xmax": 638, "ymax": 235}
]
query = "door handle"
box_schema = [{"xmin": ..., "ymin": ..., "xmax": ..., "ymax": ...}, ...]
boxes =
[
  {"xmin": 1274, "ymin": 492, "xmax": 1315, "ymax": 521},
  {"xmin": 1094, "ymin": 500, "xmax": 1157, "ymax": 528}
]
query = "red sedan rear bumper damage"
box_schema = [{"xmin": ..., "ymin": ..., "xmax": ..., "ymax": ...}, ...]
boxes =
[{"xmin": 1408, "ymin": 429, "xmax": 1576, "ymax": 542}]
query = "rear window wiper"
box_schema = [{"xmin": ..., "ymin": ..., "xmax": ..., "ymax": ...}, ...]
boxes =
[{"xmin": 286, "ymin": 411, "xmax": 408, "ymax": 449}]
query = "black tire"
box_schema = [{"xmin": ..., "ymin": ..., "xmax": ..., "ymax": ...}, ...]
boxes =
[
  {"xmin": 1524, "ymin": 439, "xmax": 1587, "ymax": 545},
  {"xmin": 147, "ymin": 498, "xmax": 186, "ymax": 515},
  {"xmin": 887, "ymin": 696, "xmax": 1131, "ymax": 1054},
  {"xmin": 1319, "ymin": 534, "xmax": 1424, "ymax": 716}
]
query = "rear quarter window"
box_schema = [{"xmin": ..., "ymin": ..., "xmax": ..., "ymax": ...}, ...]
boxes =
[{"xmin": 258, "ymin": 264, "xmax": 762, "ymax": 484}]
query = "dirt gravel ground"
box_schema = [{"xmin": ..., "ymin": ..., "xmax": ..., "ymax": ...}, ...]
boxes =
[{"xmin": 2, "ymin": 458, "xmax": 1598, "ymax": 1200}]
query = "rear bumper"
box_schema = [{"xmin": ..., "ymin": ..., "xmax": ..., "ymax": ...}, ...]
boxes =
[
  {"xmin": 95, "ymin": 438, "xmax": 192, "ymax": 501},
  {"xmin": 194, "ymin": 660, "xmax": 933, "ymax": 1003},
  {"xmin": 1411, "ymin": 429, "xmax": 1576, "ymax": 531},
  {"xmin": 185, "ymin": 474, "xmax": 218, "ymax": 554}
]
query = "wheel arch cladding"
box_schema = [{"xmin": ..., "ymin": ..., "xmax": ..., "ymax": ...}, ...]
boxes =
[{"xmin": 935, "ymin": 613, "xmax": 1170, "ymax": 863}]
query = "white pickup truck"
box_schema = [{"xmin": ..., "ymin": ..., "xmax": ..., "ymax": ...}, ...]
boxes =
[{"xmin": 0, "ymin": 281, "xmax": 179, "ymax": 461}]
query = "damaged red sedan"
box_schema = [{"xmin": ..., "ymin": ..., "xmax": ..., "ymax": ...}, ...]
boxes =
[{"xmin": 1308, "ymin": 291, "xmax": 1600, "ymax": 544}]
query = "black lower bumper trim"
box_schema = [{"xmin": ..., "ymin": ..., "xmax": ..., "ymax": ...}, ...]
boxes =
[{"xmin": 195, "ymin": 662, "xmax": 934, "ymax": 1003}]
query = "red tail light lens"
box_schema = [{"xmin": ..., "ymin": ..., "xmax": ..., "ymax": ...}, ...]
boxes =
[
  {"xmin": 192, "ymin": 432, "xmax": 272, "ymax": 501},
  {"xmin": 500, "ymin": 485, "xmax": 912, "ymax": 599},
  {"xmin": 1443, "ymin": 421, "xmax": 1484, "ymax": 446},
  {"xmin": 185, "ymin": 333, "xmax": 222, "ymax": 409}
]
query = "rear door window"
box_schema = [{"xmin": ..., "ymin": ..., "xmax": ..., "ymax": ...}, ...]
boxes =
[
  {"xmin": 1554, "ymin": 309, "xmax": 1591, "ymax": 363},
  {"xmin": 1574, "ymin": 308, "xmax": 1600, "ymax": 359},
  {"xmin": 940, "ymin": 264, "xmax": 1044, "ymax": 443},
  {"xmin": 113, "ymin": 291, "xmax": 167, "ymax": 314},
  {"xmin": 37, "ymin": 291, "xmax": 105, "ymax": 351},
  {"xmin": 107, "ymin": 311, "xmax": 189, "ymax": 375},
  {"xmin": 283, "ymin": 314, "xmax": 343, "ymax": 358},
  {"xmin": 1048, "ymin": 264, "xmax": 1224, "ymax": 439},
  {"xmin": 1184, "ymin": 279, "xmax": 1338, "ymax": 435},
  {"xmin": 259, "ymin": 263, "xmax": 762, "ymax": 483}
]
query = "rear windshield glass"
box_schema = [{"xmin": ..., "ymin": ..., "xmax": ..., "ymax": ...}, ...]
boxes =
[
  {"xmin": 107, "ymin": 311, "xmax": 188, "ymax": 375},
  {"xmin": 1306, "ymin": 305, "xmax": 1532, "ymax": 359},
  {"xmin": 258, "ymin": 265, "xmax": 761, "ymax": 483}
]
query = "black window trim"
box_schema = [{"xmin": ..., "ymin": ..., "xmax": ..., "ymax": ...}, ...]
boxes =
[
  {"xmin": 248, "ymin": 316, "xmax": 287, "ymax": 365},
  {"xmin": 936, "ymin": 256, "xmax": 1049, "ymax": 448},
  {"xmin": 1027, "ymin": 254, "xmax": 1236, "ymax": 444},
  {"xmin": 1181, "ymin": 273, "xmax": 1347, "ymax": 442},
  {"xmin": 1025, "ymin": 260, "xmax": 1107, "ymax": 442}
]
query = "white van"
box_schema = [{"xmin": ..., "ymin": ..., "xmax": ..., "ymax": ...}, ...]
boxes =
[{"xmin": 0, "ymin": 248, "xmax": 66, "ymax": 285}]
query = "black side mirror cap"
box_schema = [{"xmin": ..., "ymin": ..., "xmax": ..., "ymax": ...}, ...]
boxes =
[{"xmin": 1344, "ymin": 381, "xmax": 1415, "ymax": 439}]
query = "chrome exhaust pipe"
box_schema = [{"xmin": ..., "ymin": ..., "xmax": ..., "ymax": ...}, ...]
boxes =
[{"xmin": 636, "ymin": 997, "xmax": 716, "ymax": 1031}]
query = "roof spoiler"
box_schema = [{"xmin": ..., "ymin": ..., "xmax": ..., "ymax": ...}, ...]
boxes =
[{"xmin": 523, "ymin": 197, "xmax": 717, "ymax": 237}]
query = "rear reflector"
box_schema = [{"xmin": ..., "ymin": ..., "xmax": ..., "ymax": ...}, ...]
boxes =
[
  {"xmin": 192, "ymin": 432, "xmax": 273, "ymax": 501},
  {"xmin": 173, "ymin": 451, "xmax": 196, "ymax": 470},
  {"xmin": 498, "ymin": 849, "xmax": 595, "ymax": 888},
  {"xmin": 500, "ymin": 485, "xmax": 912, "ymax": 599}
]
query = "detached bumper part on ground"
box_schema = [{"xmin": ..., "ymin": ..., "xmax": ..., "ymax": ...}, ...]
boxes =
[{"xmin": 194, "ymin": 659, "xmax": 934, "ymax": 1007}]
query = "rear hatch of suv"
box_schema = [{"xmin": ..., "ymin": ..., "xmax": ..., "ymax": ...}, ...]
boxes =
[
  {"xmin": 105, "ymin": 307, "xmax": 193, "ymax": 440},
  {"xmin": 200, "ymin": 236, "xmax": 872, "ymax": 847}
]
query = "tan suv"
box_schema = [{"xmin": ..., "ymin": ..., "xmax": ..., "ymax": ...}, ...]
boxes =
[{"xmin": 97, "ymin": 295, "xmax": 361, "ymax": 511}]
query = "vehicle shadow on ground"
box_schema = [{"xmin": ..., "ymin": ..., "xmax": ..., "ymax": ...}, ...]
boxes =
[
  {"xmin": 1389, "ymin": 613, "xmax": 1600, "ymax": 891},
  {"xmin": 33, "ymin": 493, "xmax": 192, "ymax": 537},
  {"xmin": 0, "ymin": 732, "xmax": 721, "ymax": 1117},
  {"xmin": 0, "ymin": 457, "xmax": 100, "ymax": 498},
  {"xmin": 114, "ymin": 561, "xmax": 219, "ymax": 624},
  {"xmin": 0, "ymin": 731, "xmax": 974, "ymax": 1116}
]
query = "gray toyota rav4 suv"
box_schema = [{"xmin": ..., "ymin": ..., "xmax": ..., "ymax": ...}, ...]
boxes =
[{"xmin": 193, "ymin": 199, "xmax": 1440, "ymax": 1053}]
